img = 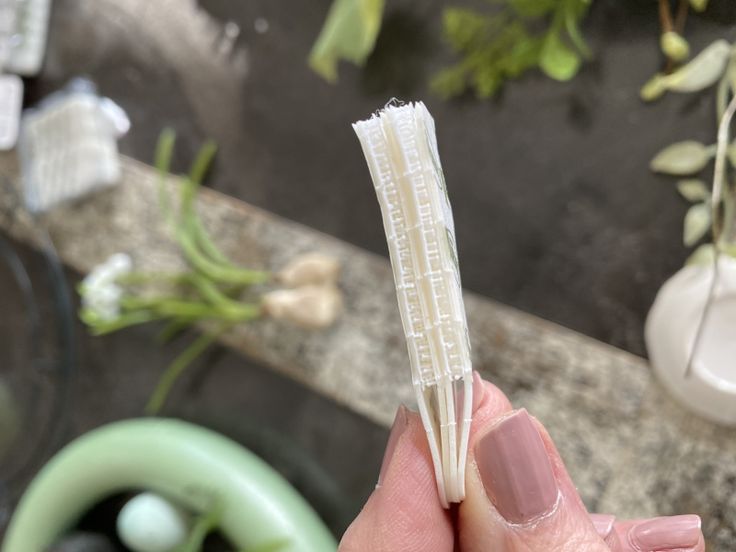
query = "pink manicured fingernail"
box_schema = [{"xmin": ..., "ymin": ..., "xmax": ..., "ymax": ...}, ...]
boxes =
[
  {"xmin": 591, "ymin": 514, "xmax": 615, "ymax": 540},
  {"xmin": 472, "ymin": 371, "xmax": 486, "ymax": 412},
  {"xmin": 475, "ymin": 409, "xmax": 558, "ymax": 524},
  {"xmin": 629, "ymin": 515, "xmax": 701, "ymax": 550},
  {"xmin": 378, "ymin": 405, "xmax": 408, "ymax": 487}
]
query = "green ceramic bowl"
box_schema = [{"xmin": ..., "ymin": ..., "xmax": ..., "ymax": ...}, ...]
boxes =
[{"xmin": 2, "ymin": 418, "xmax": 337, "ymax": 552}]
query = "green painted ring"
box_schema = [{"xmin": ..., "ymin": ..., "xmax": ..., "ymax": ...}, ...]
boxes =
[{"xmin": 2, "ymin": 418, "xmax": 337, "ymax": 552}]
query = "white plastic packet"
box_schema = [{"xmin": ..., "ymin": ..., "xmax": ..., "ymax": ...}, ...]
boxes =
[
  {"xmin": 18, "ymin": 79, "xmax": 130, "ymax": 213},
  {"xmin": 353, "ymin": 101, "xmax": 473, "ymax": 507}
]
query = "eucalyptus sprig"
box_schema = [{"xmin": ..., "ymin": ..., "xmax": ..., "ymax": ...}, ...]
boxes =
[
  {"xmin": 647, "ymin": 39, "xmax": 736, "ymax": 264},
  {"xmin": 432, "ymin": 0, "xmax": 593, "ymax": 99},
  {"xmin": 78, "ymin": 132, "xmax": 343, "ymax": 414}
]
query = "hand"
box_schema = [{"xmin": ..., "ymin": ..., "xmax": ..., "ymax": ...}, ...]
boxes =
[{"xmin": 339, "ymin": 373, "xmax": 704, "ymax": 551}]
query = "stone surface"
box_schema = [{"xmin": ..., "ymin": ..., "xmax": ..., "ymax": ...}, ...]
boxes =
[{"xmin": 1, "ymin": 154, "xmax": 736, "ymax": 549}]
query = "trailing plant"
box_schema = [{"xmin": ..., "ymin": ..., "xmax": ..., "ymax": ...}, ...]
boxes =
[
  {"xmin": 431, "ymin": 0, "xmax": 593, "ymax": 98},
  {"xmin": 641, "ymin": 0, "xmax": 720, "ymax": 101},
  {"xmin": 78, "ymin": 131, "xmax": 343, "ymax": 414},
  {"xmin": 647, "ymin": 39, "xmax": 736, "ymax": 264}
]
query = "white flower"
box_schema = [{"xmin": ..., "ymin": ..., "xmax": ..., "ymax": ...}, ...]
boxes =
[
  {"xmin": 81, "ymin": 253, "xmax": 132, "ymax": 321},
  {"xmin": 262, "ymin": 284, "xmax": 342, "ymax": 329},
  {"xmin": 277, "ymin": 252, "xmax": 341, "ymax": 288}
]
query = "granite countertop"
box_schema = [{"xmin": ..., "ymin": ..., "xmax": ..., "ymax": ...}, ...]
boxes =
[{"xmin": 1, "ymin": 153, "xmax": 734, "ymax": 550}]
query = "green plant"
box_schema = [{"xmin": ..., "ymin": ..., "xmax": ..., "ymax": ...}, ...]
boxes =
[
  {"xmin": 309, "ymin": 0, "xmax": 386, "ymax": 82},
  {"xmin": 647, "ymin": 39, "xmax": 736, "ymax": 264},
  {"xmin": 78, "ymin": 132, "xmax": 342, "ymax": 414},
  {"xmin": 432, "ymin": 0, "xmax": 593, "ymax": 99}
]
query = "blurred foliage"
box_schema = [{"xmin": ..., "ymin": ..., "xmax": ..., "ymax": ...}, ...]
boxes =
[
  {"xmin": 432, "ymin": 0, "xmax": 592, "ymax": 99},
  {"xmin": 648, "ymin": 39, "xmax": 736, "ymax": 262},
  {"xmin": 309, "ymin": 0, "xmax": 386, "ymax": 82}
]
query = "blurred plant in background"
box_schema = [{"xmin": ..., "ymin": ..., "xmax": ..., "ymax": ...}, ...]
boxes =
[
  {"xmin": 78, "ymin": 131, "xmax": 343, "ymax": 414},
  {"xmin": 309, "ymin": 0, "xmax": 593, "ymax": 97},
  {"xmin": 308, "ymin": 0, "xmax": 386, "ymax": 82},
  {"xmin": 432, "ymin": 0, "xmax": 592, "ymax": 98},
  {"xmin": 646, "ymin": 39, "xmax": 736, "ymax": 264}
]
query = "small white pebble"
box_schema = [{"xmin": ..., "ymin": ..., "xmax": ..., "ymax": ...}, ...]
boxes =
[
  {"xmin": 117, "ymin": 493, "xmax": 190, "ymax": 552},
  {"xmin": 254, "ymin": 17, "xmax": 269, "ymax": 34}
]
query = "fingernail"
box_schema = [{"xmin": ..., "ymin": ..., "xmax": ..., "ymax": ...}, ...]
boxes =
[
  {"xmin": 475, "ymin": 409, "xmax": 558, "ymax": 524},
  {"xmin": 472, "ymin": 371, "xmax": 486, "ymax": 412},
  {"xmin": 629, "ymin": 515, "xmax": 701, "ymax": 550},
  {"xmin": 591, "ymin": 514, "xmax": 615, "ymax": 540},
  {"xmin": 378, "ymin": 405, "xmax": 408, "ymax": 487}
]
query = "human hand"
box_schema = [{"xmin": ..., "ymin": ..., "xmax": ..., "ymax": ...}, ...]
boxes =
[{"xmin": 339, "ymin": 373, "xmax": 704, "ymax": 551}]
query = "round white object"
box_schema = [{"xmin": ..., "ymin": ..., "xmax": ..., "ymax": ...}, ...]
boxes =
[
  {"xmin": 116, "ymin": 493, "xmax": 190, "ymax": 552},
  {"xmin": 645, "ymin": 256, "xmax": 736, "ymax": 425}
]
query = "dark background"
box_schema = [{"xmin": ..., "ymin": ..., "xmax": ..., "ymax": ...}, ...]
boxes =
[{"xmin": 26, "ymin": 0, "xmax": 736, "ymax": 356}]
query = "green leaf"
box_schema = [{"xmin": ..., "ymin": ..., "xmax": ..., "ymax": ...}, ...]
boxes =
[
  {"xmin": 660, "ymin": 39, "xmax": 731, "ymax": 93},
  {"xmin": 683, "ymin": 202, "xmax": 711, "ymax": 246},
  {"xmin": 442, "ymin": 8, "xmax": 495, "ymax": 51},
  {"xmin": 308, "ymin": 0, "xmax": 386, "ymax": 82},
  {"xmin": 640, "ymin": 73, "xmax": 668, "ymax": 101},
  {"xmin": 689, "ymin": 0, "xmax": 709, "ymax": 12},
  {"xmin": 563, "ymin": 3, "xmax": 591, "ymax": 58},
  {"xmin": 431, "ymin": 65, "xmax": 472, "ymax": 99},
  {"xmin": 677, "ymin": 179, "xmax": 709, "ymax": 202},
  {"xmin": 539, "ymin": 32, "xmax": 581, "ymax": 81},
  {"xmin": 650, "ymin": 141, "xmax": 713, "ymax": 175},
  {"xmin": 660, "ymin": 32, "xmax": 690, "ymax": 63}
]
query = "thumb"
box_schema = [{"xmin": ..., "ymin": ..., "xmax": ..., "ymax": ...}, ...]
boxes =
[
  {"xmin": 460, "ymin": 408, "xmax": 608, "ymax": 552},
  {"xmin": 338, "ymin": 406, "xmax": 453, "ymax": 552}
]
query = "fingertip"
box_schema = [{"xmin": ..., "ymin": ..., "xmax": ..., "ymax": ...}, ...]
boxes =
[{"xmin": 339, "ymin": 406, "xmax": 453, "ymax": 552}]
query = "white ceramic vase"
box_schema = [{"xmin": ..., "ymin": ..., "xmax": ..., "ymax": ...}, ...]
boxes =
[{"xmin": 645, "ymin": 256, "xmax": 736, "ymax": 425}]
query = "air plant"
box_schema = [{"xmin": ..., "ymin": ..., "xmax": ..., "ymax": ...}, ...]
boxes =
[{"xmin": 78, "ymin": 131, "xmax": 343, "ymax": 414}]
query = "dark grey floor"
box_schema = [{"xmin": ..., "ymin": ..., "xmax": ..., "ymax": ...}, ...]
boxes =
[{"xmin": 24, "ymin": 0, "xmax": 736, "ymax": 355}]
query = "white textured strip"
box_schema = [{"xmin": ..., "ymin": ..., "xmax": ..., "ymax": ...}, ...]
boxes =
[{"xmin": 353, "ymin": 101, "xmax": 473, "ymax": 506}]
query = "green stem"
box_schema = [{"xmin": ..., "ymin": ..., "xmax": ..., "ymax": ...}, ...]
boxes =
[
  {"xmin": 156, "ymin": 318, "xmax": 196, "ymax": 343},
  {"xmin": 145, "ymin": 326, "xmax": 230, "ymax": 415},
  {"xmin": 176, "ymin": 229, "xmax": 269, "ymax": 286},
  {"xmin": 185, "ymin": 273, "xmax": 233, "ymax": 307},
  {"xmin": 155, "ymin": 129, "xmax": 177, "ymax": 230},
  {"xmin": 188, "ymin": 213, "xmax": 233, "ymax": 267},
  {"xmin": 717, "ymin": 68, "xmax": 731, "ymax": 123},
  {"xmin": 117, "ymin": 272, "xmax": 189, "ymax": 286},
  {"xmin": 121, "ymin": 297, "xmax": 217, "ymax": 319},
  {"xmin": 87, "ymin": 311, "xmax": 166, "ymax": 335},
  {"xmin": 177, "ymin": 500, "xmax": 223, "ymax": 552},
  {"xmin": 121, "ymin": 296, "xmax": 260, "ymax": 322},
  {"xmin": 188, "ymin": 140, "xmax": 217, "ymax": 188}
]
